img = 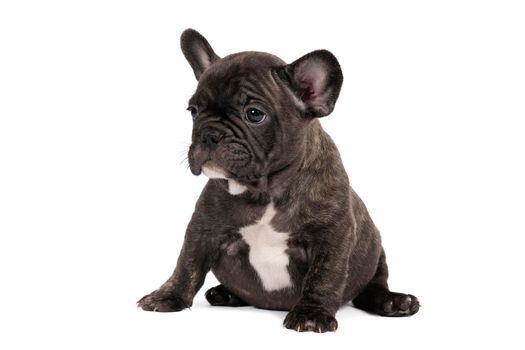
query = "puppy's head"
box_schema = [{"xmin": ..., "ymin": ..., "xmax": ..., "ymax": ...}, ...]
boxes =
[{"xmin": 181, "ymin": 29, "xmax": 343, "ymax": 192}]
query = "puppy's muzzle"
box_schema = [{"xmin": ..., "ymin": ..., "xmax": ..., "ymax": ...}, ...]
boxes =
[{"xmin": 188, "ymin": 125, "xmax": 252, "ymax": 176}]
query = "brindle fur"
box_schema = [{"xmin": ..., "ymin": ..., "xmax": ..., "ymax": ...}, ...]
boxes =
[{"xmin": 137, "ymin": 29, "xmax": 419, "ymax": 332}]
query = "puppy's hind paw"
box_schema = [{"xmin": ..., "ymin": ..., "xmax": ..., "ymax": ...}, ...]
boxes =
[
  {"xmin": 353, "ymin": 286, "xmax": 420, "ymax": 317},
  {"xmin": 381, "ymin": 293, "xmax": 420, "ymax": 317}
]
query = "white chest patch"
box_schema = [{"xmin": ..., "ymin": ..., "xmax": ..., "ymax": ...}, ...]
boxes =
[{"xmin": 239, "ymin": 203, "xmax": 292, "ymax": 292}]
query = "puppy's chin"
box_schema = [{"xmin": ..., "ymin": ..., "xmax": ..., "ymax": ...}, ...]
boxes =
[
  {"xmin": 202, "ymin": 162, "xmax": 227, "ymax": 179},
  {"xmin": 201, "ymin": 162, "xmax": 248, "ymax": 195}
]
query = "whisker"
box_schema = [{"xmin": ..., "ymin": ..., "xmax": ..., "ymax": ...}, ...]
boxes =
[{"xmin": 174, "ymin": 139, "xmax": 192, "ymax": 171}]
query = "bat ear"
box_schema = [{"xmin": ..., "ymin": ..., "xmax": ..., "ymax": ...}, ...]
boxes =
[
  {"xmin": 180, "ymin": 29, "xmax": 220, "ymax": 80},
  {"xmin": 277, "ymin": 50, "xmax": 343, "ymax": 118}
]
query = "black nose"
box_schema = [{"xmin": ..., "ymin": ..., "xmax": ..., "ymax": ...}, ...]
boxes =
[{"xmin": 199, "ymin": 128, "xmax": 224, "ymax": 145}]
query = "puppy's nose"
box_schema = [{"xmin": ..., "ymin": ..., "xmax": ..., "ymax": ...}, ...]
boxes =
[{"xmin": 199, "ymin": 128, "xmax": 224, "ymax": 145}]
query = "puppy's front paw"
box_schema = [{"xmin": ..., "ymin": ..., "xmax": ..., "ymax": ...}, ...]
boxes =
[
  {"xmin": 283, "ymin": 306, "xmax": 338, "ymax": 333},
  {"xmin": 137, "ymin": 290, "xmax": 189, "ymax": 312}
]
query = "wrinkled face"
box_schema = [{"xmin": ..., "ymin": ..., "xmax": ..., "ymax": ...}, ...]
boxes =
[
  {"xmin": 180, "ymin": 29, "xmax": 343, "ymax": 191},
  {"xmin": 187, "ymin": 53, "xmax": 305, "ymax": 189}
]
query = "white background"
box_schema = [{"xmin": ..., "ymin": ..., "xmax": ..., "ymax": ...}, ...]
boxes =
[{"xmin": 1, "ymin": 0, "xmax": 524, "ymax": 349}]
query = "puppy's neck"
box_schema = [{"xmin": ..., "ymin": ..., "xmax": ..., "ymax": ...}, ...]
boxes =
[
  {"xmin": 300, "ymin": 120, "xmax": 334, "ymax": 170},
  {"xmin": 266, "ymin": 120, "xmax": 346, "ymax": 199}
]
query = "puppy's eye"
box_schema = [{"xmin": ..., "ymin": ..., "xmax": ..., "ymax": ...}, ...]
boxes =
[
  {"xmin": 245, "ymin": 108, "xmax": 266, "ymax": 124},
  {"xmin": 187, "ymin": 106, "xmax": 198, "ymax": 120}
]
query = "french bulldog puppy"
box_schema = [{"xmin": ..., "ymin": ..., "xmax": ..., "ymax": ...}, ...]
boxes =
[{"xmin": 137, "ymin": 29, "xmax": 419, "ymax": 332}]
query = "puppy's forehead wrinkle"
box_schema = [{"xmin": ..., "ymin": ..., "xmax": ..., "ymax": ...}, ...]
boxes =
[
  {"xmin": 197, "ymin": 52, "xmax": 285, "ymax": 102},
  {"xmin": 241, "ymin": 75, "xmax": 281, "ymax": 104}
]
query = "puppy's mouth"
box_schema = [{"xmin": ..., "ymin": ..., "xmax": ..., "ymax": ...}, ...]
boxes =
[{"xmin": 188, "ymin": 142, "xmax": 267, "ymax": 188}]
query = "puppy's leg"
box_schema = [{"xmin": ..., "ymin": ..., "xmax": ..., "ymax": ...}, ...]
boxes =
[
  {"xmin": 137, "ymin": 221, "xmax": 213, "ymax": 312},
  {"xmin": 205, "ymin": 284, "xmax": 249, "ymax": 307},
  {"xmin": 283, "ymin": 228, "xmax": 352, "ymax": 333},
  {"xmin": 352, "ymin": 249, "xmax": 420, "ymax": 316}
]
